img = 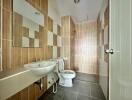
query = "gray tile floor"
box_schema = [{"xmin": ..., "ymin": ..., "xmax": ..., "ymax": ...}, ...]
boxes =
[{"xmin": 39, "ymin": 73, "xmax": 106, "ymax": 100}]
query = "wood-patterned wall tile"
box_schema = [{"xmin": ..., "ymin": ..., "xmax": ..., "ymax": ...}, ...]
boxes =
[
  {"xmin": 57, "ymin": 25, "xmax": 61, "ymax": 36},
  {"xmin": 7, "ymin": 92, "xmax": 21, "ymax": 100},
  {"xmin": 21, "ymin": 48, "xmax": 28, "ymax": 65},
  {"xmin": 28, "ymin": 84, "xmax": 36, "ymax": 100},
  {"xmin": 0, "ymin": 6, "xmax": 2, "ymax": 47},
  {"xmin": 20, "ymin": 88, "xmax": 28, "ymax": 100},
  {"xmin": 35, "ymin": 48, "xmax": 41, "ymax": 61},
  {"xmin": 13, "ymin": 12, "xmax": 23, "ymax": 46},
  {"xmin": 2, "ymin": 9, "xmax": 11, "ymax": 40},
  {"xmin": 40, "ymin": 0, "xmax": 48, "ymax": 14},
  {"xmin": 3, "ymin": 0, "xmax": 12, "ymax": 11},
  {"xmin": 28, "ymin": 48, "xmax": 36, "ymax": 63},
  {"xmin": 44, "ymin": 13, "xmax": 48, "ymax": 28},
  {"xmin": 34, "ymin": 0, "xmax": 41, "ymax": 11},
  {"xmin": 75, "ymin": 21, "xmax": 97, "ymax": 74},
  {"xmin": 57, "ymin": 47, "xmax": 60, "ymax": 57},
  {"xmin": 53, "ymin": 34, "xmax": 57, "ymax": 46},
  {"xmin": 34, "ymin": 84, "xmax": 41, "ymax": 99},
  {"xmin": 104, "ymin": 6, "xmax": 109, "ymax": 27},
  {"xmin": 29, "ymin": 38, "xmax": 34, "ymax": 47},
  {"xmin": 39, "ymin": 48, "xmax": 45, "ymax": 60},
  {"xmin": 11, "ymin": 47, "xmax": 22, "ymax": 69},
  {"xmin": 22, "ymin": 27, "xmax": 29, "ymax": 37},
  {"xmin": 2, "ymin": 40, "xmax": 11, "ymax": 71},
  {"xmin": 48, "ymin": 17, "xmax": 53, "ymax": 32},
  {"xmin": 47, "ymin": 46, "xmax": 53, "ymax": 59}
]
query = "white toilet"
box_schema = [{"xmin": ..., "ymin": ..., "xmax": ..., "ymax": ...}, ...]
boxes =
[{"xmin": 57, "ymin": 58, "xmax": 76, "ymax": 87}]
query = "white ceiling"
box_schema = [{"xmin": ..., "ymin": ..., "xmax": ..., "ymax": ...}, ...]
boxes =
[{"xmin": 53, "ymin": 0, "xmax": 103, "ymax": 23}]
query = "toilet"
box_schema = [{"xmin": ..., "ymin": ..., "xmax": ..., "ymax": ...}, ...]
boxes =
[{"xmin": 57, "ymin": 58, "xmax": 76, "ymax": 87}]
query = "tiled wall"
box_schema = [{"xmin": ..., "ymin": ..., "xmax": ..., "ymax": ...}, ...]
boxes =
[
  {"xmin": 75, "ymin": 21, "xmax": 97, "ymax": 74},
  {"xmin": 13, "ymin": 12, "xmax": 43, "ymax": 47},
  {"xmin": 0, "ymin": 0, "xmax": 48, "ymax": 99},
  {"xmin": 61, "ymin": 16, "xmax": 75, "ymax": 70},
  {"xmin": 1, "ymin": 1, "xmax": 47, "ymax": 71},
  {"xmin": 97, "ymin": 0, "xmax": 109, "ymax": 99},
  {"xmin": 1, "ymin": 0, "xmax": 62, "ymax": 99},
  {"xmin": 1, "ymin": 0, "xmax": 61, "ymax": 72},
  {"xmin": 0, "ymin": 0, "xmax": 1, "ymax": 70},
  {"xmin": 47, "ymin": 16, "xmax": 62, "ymax": 59}
]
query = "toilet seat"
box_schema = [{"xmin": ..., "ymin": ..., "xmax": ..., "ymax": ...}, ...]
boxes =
[{"xmin": 61, "ymin": 70, "xmax": 76, "ymax": 79}]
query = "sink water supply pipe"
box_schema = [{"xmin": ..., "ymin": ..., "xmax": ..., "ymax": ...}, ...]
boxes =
[
  {"xmin": 52, "ymin": 79, "xmax": 58, "ymax": 93},
  {"xmin": 34, "ymin": 79, "xmax": 43, "ymax": 90}
]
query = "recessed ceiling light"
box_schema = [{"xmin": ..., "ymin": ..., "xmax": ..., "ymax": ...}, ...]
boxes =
[{"xmin": 74, "ymin": 0, "xmax": 80, "ymax": 4}]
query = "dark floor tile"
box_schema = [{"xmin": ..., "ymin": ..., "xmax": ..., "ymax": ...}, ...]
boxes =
[
  {"xmin": 74, "ymin": 79, "xmax": 92, "ymax": 87},
  {"xmin": 53, "ymin": 94, "xmax": 64, "ymax": 100},
  {"xmin": 76, "ymin": 72, "xmax": 98, "ymax": 83},
  {"xmin": 40, "ymin": 73, "xmax": 106, "ymax": 100},
  {"xmin": 63, "ymin": 85, "xmax": 79, "ymax": 94},
  {"xmin": 91, "ymin": 87, "xmax": 105, "ymax": 100},
  {"xmin": 63, "ymin": 90, "xmax": 78, "ymax": 100},
  {"xmin": 43, "ymin": 93, "xmax": 64, "ymax": 100},
  {"xmin": 78, "ymin": 85, "xmax": 91, "ymax": 96},
  {"xmin": 90, "ymin": 84, "xmax": 101, "ymax": 91},
  {"xmin": 77, "ymin": 94, "xmax": 90, "ymax": 100},
  {"xmin": 77, "ymin": 94, "xmax": 101, "ymax": 100}
]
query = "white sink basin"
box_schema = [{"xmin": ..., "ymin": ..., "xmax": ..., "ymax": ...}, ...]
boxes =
[{"xmin": 24, "ymin": 61, "xmax": 56, "ymax": 75}]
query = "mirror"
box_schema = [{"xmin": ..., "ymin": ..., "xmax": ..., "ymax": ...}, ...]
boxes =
[{"xmin": 13, "ymin": 0, "xmax": 44, "ymax": 47}]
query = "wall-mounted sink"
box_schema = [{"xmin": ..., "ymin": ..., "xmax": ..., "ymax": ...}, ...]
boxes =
[{"xmin": 24, "ymin": 61, "xmax": 56, "ymax": 75}]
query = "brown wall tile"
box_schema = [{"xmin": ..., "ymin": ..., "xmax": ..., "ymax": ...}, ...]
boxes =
[
  {"xmin": 21, "ymin": 48, "xmax": 28, "ymax": 65},
  {"xmin": 26, "ymin": 0, "xmax": 48, "ymax": 14},
  {"xmin": 47, "ymin": 46, "xmax": 53, "ymax": 59},
  {"xmin": 29, "ymin": 38, "xmax": 34, "ymax": 47},
  {"xmin": 2, "ymin": 40, "xmax": 11, "ymax": 71},
  {"xmin": 61, "ymin": 16, "xmax": 75, "ymax": 70},
  {"xmin": 57, "ymin": 25, "xmax": 61, "ymax": 36},
  {"xmin": 22, "ymin": 27, "xmax": 29, "ymax": 37},
  {"xmin": 2, "ymin": 9, "xmax": 11, "ymax": 40},
  {"xmin": 57, "ymin": 47, "xmax": 60, "ymax": 57},
  {"xmin": 13, "ymin": 12, "xmax": 23, "ymax": 47},
  {"xmin": 20, "ymin": 88, "xmax": 28, "ymax": 100},
  {"xmin": 53, "ymin": 34, "xmax": 57, "ymax": 46},
  {"xmin": 104, "ymin": 6, "xmax": 109, "ymax": 27},
  {"xmin": 35, "ymin": 48, "xmax": 41, "ymax": 61},
  {"xmin": 75, "ymin": 21, "xmax": 97, "ymax": 74},
  {"xmin": 7, "ymin": 92, "xmax": 21, "ymax": 100},
  {"xmin": 48, "ymin": 16, "xmax": 53, "ymax": 32},
  {"xmin": 1, "ymin": 0, "xmax": 53, "ymax": 99},
  {"xmin": 0, "ymin": 6, "xmax": 2, "ymax": 47},
  {"xmin": 28, "ymin": 48, "xmax": 36, "ymax": 63},
  {"xmin": 34, "ymin": 0, "xmax": 41, "ymax": 11},
  {"xmin": 40, "ymin": 0, "xmax": 48, "ymax": 14},
  {"xmin": 28, "ymin": 84, "xmax": 35, "ymax": 100},
  {"xmin": 3, "ymin": 0, "xmax": 12, "ymax": 11},
  {"xmin": 11, "ymin": 47, "xmax": 22, "ymax": 69}
]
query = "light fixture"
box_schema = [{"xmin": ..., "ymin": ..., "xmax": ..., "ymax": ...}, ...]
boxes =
[
  {"xmin": 74, "ymin": 0, "xmax": 80, "ymax": 4},
  {"xmin": 35, "ymin": 11, "xmax": 40, "ymax": 15}
]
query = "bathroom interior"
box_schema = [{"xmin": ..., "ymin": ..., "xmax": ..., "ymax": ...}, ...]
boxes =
[{"xmin": 0, "ymin": 0, "xmax": 132, "ymax": 100}]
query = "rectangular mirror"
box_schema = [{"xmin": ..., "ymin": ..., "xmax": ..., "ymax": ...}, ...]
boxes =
[{"xmin": 13, "ymin": 0, "xmax": 44, "ymax": 47}]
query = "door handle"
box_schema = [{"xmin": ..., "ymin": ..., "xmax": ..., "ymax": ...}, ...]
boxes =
[
  {"xmin": 105, "ymin": 49, "xmax": 114, "ymax": 54},
  {"xmin": 105, "ymin": 49, "xmax": 120, "ymax": 54}
]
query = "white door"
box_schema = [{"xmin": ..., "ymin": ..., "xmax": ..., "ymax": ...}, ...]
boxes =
[{"xmin": 109, "ymin": 0, "xmax": 132, "ymax": 100}]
